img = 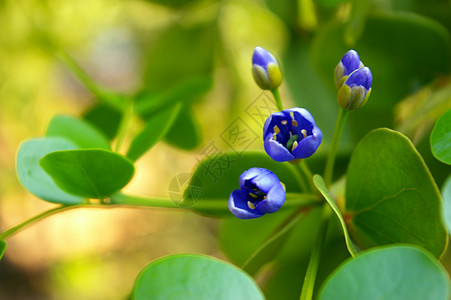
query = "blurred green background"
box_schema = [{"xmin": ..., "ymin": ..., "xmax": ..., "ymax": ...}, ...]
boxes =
[{"xmin": 0, "ymin": 0, "xmax": 450, "ymax": 299}]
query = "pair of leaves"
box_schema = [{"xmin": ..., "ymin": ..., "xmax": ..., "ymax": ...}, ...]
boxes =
[
  {"xmin": 316, "ymin": 128, "xmax": 446, "ymax": 258},
  {"xmin": 17, "ymin": 115, "xmax": 135, "ymax": 202},
  {"xmin": 132, "ymin": 254, "xmax": 264, "ymax": 300}
]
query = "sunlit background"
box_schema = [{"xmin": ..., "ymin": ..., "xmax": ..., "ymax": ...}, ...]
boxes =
[
  {"xmin": 1, "ymin": 0, "xmax": 451, "ymax": 299},
  {"xmin": 0, "ymin": 0, "xmax": 287, "ymax": 299}
]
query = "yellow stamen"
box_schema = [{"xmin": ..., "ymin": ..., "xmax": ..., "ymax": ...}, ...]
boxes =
[
  {"xmin": 292, "ymin": 140, "xmax": 299, "ymax": 151},
  {"xmin": 248, "ymin": 201, "xmax": 256, "ymax": 210},
  {"xmin": 273, "ymin": 125, "xmax": 280, "ymax": 134},
  {"xmin": 281, "ymin": 120, "xmax": 287, "ymax": 125},
  {"xmin": 273, "ymin": 133, "xmax": 277, "ymax": 140},
  {"xmin": 249, "ymin": 193, "xmax": 258, "ymax": 199},
  {"xmin": 301, "ymin": 129, "xmax": 308, "ymax": 138},
  {"xmin": 290, "ymin": 112, "xmax": 298, "ymax": 127}
]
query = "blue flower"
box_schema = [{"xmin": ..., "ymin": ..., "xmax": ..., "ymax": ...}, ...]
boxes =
[
  {"xmin": 252, "ymin": 47, "xmax": 283, "ymax": 90},
  {"xmin": 337, "ymin": 67, "xmax": 373, "ymax": 111},
  {"xmin": 263, "ymin": 108, "xmax": 322, "ymax": 162},
  {"xmin": 228, "ymin": 168, "xmax": 286, "ymax": 219},
  {"xmin": 334, "ymin": 50, "xmax": 365, "ymax": 89}
]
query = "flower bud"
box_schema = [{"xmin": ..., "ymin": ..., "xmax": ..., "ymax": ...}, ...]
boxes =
[
  {"xmin": 334, "ymin": 50, "xmax": 364, "ymax": 89},
  {"xmin": 252, "ymin": 47, "xmax": 283, "ymax": 90},
  {"xmin": 337, "ymin": 67, "xmax": 372, "ymax": 111},
  {"xmin": 228, "ymin": 168, "xmax": 286, "ymax": 219}
]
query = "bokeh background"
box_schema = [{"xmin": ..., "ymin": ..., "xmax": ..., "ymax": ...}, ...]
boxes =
[{"xmin": 0, "ymin": 0, "xmax": 450, "ymax": 299}]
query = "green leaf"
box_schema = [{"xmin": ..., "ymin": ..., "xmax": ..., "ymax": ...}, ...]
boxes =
[
  {"xmin": 185, "ymin": 151, "xmax": 305, "ymax": 217},
  {"xmin": 16, "ymin": 137, "xmax": 84, "ymax": 204},
  {"xmin": 0, "ymin": 240, "xmax": 6, "ymax": 260},
  {"xmin": 431, "ymin": 108, "xmax": 451, "ymax": 165},
  {"xmin": 46, "ymin": 114, "xmax": 111, "ymax": 149},
  {"xmin": 131, "ymin": 254, "xmax": 264, "ymax": 300},
  {"xmin": 318, "ymin": 245, "xmax": 451, "ymax": 300},
  {"xmin": 83, "ymin": 103, "xmax": 122, "ymax": 140},
  {"xmin": 346, "ymin": 128, "xmax": 447, "ymax": 257},
  {"xmin": 441, "ymin": 174, "xmax": 451, "ymax": 234},
  {"xmin": 313, "ymin": 174, "xmax": 359, "ymax": 257},
  {"xmin": 39, "ymin": 149, "xmax": 134, "ymax": 199},
  {"xmin": 164, "ymin": 106, "xmax": 202, "ymax": 150},
  {"xmin": 126, "ymin": 103, "xmax": 182, "ymax": 162}
]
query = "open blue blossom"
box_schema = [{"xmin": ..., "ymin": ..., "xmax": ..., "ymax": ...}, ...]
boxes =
[
  {"xmin": 334, "ymin": 50, "xmax": 365, "ymax": 89},
  {"xmin": 252, "ymin": 47, "xmax": 283, "ymax": 90},
  {"xmin": 337, "ymin": 67, "xmax": 372, "ymax": 111},
  {"xmin": 228, "ymin": 168, "xmax": 286, "ymax": 219},
  {"xmin": 263, "ymin": 108, "xmax": 322, "ymax": 162}
]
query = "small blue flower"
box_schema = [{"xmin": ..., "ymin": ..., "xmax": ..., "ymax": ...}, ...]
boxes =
[
  {"xmin": 252, "ymin": 47, "xmax": 283, "ymax": 90},
  {"xmin": 337, "ymin": 67, "xmax": 373, "ymax": 111},
  {"xmin": 263, "ymin": 108, "xmax": 322, "ymax": 162},
  {"xmin": 334, "ymin": 50, "xmax": 365, "ymax": 89},
  {"xmin": 228, "ymin": 168, "xmax": 286, "ymax": 219}
]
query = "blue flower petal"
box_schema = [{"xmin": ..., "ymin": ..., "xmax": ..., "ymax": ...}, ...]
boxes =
[
  {"xmin": 239, "ymin": 167, "xmax": 269, "ymax": 190},
  {"xmin": 256, "ymin": 183, "xmax": 285, "ymax": 213},
  {"xmin": 228, "ymin": 189, "xmax": 265, "ymax": 219},
  {"xmin": 341, "ymin": 50, "xmax": 362, "ymax": 75},
  {"xmin": 345, "ymin": 67, "xmax": 372, "ymax": 90},
  {"xmin": 264, "ymin": 133, "xmax": 295, "ymax": 162},
  {"xmin": 252, "ymin": 46, "xmax": 278, "ymax": 70}
]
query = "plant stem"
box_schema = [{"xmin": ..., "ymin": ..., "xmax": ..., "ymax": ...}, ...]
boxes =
[
  {"xmin": 111, "ymin": 193, "xmax": 319, "ymax": 210},
  {"xmin": 323, "ymin": 108, "xmax": 349, "ymax": 187},
  {"xmin": 56, "ymin": 50, "xmax": 125, "ymax": 111},
  {"xmin": 291, "ymin": 160, "xmax": 315, "ymax": 193},
  {"xmin": 299, "ymin": 205, "xmax": 331, "ymax": 300},
  {"xmin": 0, "ymin": 205, "xmax": 76, "ymax": 240},
  {"xmin": 271, "ymin": 88, "xmax": 283, "ymax": 111}
]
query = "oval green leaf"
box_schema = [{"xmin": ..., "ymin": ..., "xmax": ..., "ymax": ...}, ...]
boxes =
[
  {"xmin": 164, "ymin": 106, "xmax": 202, "ymax": 150},
  {"xmin": 132, "ymin": 254, "xmax": 264, "ymax": 300},
  {"xmin": 126, "ymin": 103, "xmax": 182, "ymax": 162},
  {"xmin": 345, "ymin": 128, "xmax": 447, "ymax": 257},
  {"xmin": 441, "ymin": 174, "xmax": 451, "ymax": 234},
  {"xmin": 46, "ymin": 114, "xmax": 111, "ymax": 149},
  {"xmin": 83, "ymin": 103, "xmax": 122, "ymax": 140},
  {"xmin": 16, "ymin": 137, "xmax": 84, "ymax": 204},
  {"xmin": 39, "ymin": 149, "xmax": 134, "ymax": 199},
  {"xmin": 318, "ymin": 245, "xmax": 450, "ymax": 300},
  {"xmin": 431, "ymin": 108, "xmax": 451, "ymax": 165}
]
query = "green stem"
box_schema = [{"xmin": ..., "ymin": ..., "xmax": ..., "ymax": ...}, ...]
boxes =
[
  {"xmin": 324, "ymin": 108, "xmax": 349, "ymax": 188},
  {"xmin": 55, "ymin": 50, "xmax": 125, "ymax": 111},
  {"xmin": 114, "ymin": 100, "xmax": 134, "ymax": 152},
  {"xmin": 299, "ymin": 205, "xmax": 331, "ymax": 300},
  {"xmin": 0, "ymin": 205, "xmax": 76, "ymax": 240},
  {"xmin": 271, "ymin": 88, "xmax": 284, "ymax": 111},
  {"xmin": 111, "ymin": 193, "xmax": 319, "ymax": 211},
  {"xmin": 291, "ymin": 160, "xmax": 315, "ymax": 193}
]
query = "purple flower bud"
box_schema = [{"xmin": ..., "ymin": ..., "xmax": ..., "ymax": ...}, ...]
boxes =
[
  {"xmin": 337, "ymin": 67, "xmax": 373, "ymax": 111},
  {"xmin": 228, "ymin": 168, "xmax": 286, "ymax": 219},
  {"xmin": 334, "ymin": 50, "xmax": 365, "ymax": 89},
  {"xmin": 252, "ymin": 47, "xmax": 283, "ymax": 90},
  {"xmin": 263, "ymin": 108, "xmax": 322, "ymax": 162}
]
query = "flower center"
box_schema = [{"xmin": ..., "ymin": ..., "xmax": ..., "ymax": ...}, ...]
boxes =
[{"xmin": 246, "ymin": 187, "xmax": 267, "ymax": 210}]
